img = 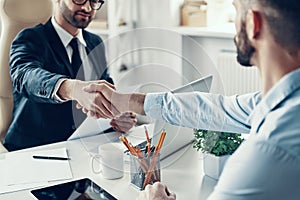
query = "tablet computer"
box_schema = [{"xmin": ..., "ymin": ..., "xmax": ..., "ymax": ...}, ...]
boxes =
[{"xmin": 30, "ymin": 178, "xmax": 117, "ymax": 200}]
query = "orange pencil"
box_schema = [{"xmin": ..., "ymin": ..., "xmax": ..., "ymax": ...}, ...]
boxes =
[
  {"xmin": 135, "ymin": 146, "xmax": 149, "ymax": 172},
  {"xmin": 143, "ymin": 130, "xmax": 166, "ymax": 188},
  {"xmin": 120, "ymin": 136, "xmax": 148, "ymax": 173},
  {"xmin": 120, "ymin": 136, "xmax": 136, "ymax": 156},
  {"xmin": 144, "ymin": 126, "xmax": 151, "ymax": 156},
  {"xmin": 155, "ymin": 130, "xmax": 166, "ymax": 154}
]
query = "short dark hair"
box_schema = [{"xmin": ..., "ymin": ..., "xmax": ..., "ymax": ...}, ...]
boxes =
[{"xmin": 242, "ymin": 0, "xmax": 300, "ymax": 55}]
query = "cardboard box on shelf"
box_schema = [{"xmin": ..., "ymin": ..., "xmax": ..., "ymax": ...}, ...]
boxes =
[{"xmin": 181, "ymin": 0, "xmax": 207, "ymax": 27}]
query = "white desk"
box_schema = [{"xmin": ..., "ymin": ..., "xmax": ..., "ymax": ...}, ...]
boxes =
[{"xmin": 0, "ymin": 130, "xmax": 217, "ymax": 200}]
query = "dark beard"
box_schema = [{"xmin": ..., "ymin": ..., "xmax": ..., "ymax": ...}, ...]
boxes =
[
  {"xmin": 72, "ymin": 10, "xmax": 92, "ymax": 28},
  {"xmin": 234, "ymin": 21, "xmax": 255, "ymax": 67},
  {"xmin": 61, "ymin": 1, "xmax": 92, "ymax": 29}
]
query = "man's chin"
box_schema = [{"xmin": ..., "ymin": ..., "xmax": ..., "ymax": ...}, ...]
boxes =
[
  {"xmin": 73, "ymin": 17, "xmax": 92, "ymax": 28},
  {"xmin": 75, "ymin": 21, "xmax": 91, "ymax": 29},
  {"xmin": 77, "ymin": 24, "xmax": 89, "ymax": 29}
]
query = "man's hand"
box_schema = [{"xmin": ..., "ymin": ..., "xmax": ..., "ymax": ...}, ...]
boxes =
[
  {"xmin": 83, "ymin": 83, "xmax": 146, "ymax": 117},
  {"xmin": 136, "ymin": 182, "xmax": 176, "ymax": 200},
  {"xmin": 110, "ymin": 112, "xmax": 137, "ymax": 133},
  {"xmin": 58, "ymin": 79, "xmax": 117, "ymax": 118}
]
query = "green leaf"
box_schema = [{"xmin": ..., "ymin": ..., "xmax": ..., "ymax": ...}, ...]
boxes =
[{"xmin": 193, "ymin": 129, "xmax": 244, "ymax": 156}]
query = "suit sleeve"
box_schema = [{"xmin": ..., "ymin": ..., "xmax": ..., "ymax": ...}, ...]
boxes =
[{"xmin": 10, "ymin": 28, "xmax": 68, "ymax": 104}]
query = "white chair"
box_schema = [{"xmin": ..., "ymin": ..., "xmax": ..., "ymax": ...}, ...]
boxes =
[{"xmin": 0, "ymin": 0, "xmax": 53, "ymax": 153}]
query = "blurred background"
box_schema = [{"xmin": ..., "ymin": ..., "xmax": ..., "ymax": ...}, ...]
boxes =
[{"xmin": 0, "ymin": 0, "xmax": 260, "ymax": 95}]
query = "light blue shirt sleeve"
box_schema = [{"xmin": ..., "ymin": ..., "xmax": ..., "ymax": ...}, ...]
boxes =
[{"xmin": 144, "ymin": 91, "xmax": 261, "ymax": 134}]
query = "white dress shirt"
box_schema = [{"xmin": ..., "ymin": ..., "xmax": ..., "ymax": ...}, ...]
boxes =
[
  {"xmin": 144, "ymin": 68, "xmax": 300, "ymax": 199},
  {"xmin": 51, "ymin": 17, "xmax": 89, "ymax": 102}
]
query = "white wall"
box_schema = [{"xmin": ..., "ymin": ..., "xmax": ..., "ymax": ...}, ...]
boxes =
[
  {"xmin": 108, "ymin": 28, "xmax": 183, "ymax": 91},
  {"xmin": 112, "ymin": 0, "xmax": 185, "ymax": 90},
  {"xmin": 137, "ymin": 0, "xmax": 184, "ymax": 27}
]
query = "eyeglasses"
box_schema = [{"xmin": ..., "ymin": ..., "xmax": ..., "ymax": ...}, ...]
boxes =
[{"xmin": 72, "ymin": 0, "xmax": 105, "ymax": 10}]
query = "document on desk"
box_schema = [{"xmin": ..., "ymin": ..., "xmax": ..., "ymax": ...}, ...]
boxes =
[
  {"xmin": 0, "ymin": 182, "xmax": 47, "ymax": 195},
  {"xmin": 68, "ymin": 117, "xmax": 112, "ymax": 141},
  {"xmin": 0, "ymin": 147, "xmax": 72, "ymax": 193}
]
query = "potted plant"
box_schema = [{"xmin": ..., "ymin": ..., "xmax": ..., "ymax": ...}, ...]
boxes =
[{"xmin": 193, "ymin": 129, "xmax": 244, "ymax": 179}]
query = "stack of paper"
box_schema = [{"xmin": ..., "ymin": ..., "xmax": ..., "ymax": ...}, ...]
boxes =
[{"xmin": 0, "ymin": 147, "xmax": 73, "ymax": 194}]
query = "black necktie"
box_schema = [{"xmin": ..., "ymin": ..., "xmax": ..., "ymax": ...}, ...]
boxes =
[
  {"xmin": 69, "ymin": 38, "xmax": 86, "ymax": 126},
  {"xmin": 69, "ymin": 38, "xmax": 84, "ymax": 80}
]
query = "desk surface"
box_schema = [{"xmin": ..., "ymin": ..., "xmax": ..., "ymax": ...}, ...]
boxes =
[{"xmin": 0, "ymin": 128, "xmax": 217, "ymax": 200}]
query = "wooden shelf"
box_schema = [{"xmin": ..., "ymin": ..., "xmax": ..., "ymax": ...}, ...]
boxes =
[{"xmin": 170, "ymin": 23, "xmax": 236, "ymax": 39}]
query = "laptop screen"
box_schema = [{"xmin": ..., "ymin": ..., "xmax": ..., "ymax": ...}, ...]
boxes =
[{"xmin": 151, "ymin": 75, "xmax": 213, "ymax": 160}]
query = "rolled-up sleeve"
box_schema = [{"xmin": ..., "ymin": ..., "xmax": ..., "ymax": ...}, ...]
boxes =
[
  {"xmin": 144, "ymin": 93, "xmax": 165, "ymax": 121},
  {"xmin": 144, "ymin": 91, "xmax": 261, "ymax": 133}
]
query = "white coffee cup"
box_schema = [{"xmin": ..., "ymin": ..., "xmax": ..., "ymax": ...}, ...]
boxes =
[{"xmin": 91, "ymin": 143, "xmax": 124, "ymax": 180}]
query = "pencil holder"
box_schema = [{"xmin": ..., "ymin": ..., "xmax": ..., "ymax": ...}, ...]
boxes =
[{"xmin": 130, "ymin": 153, "xmax": 161, "ymax": 190}]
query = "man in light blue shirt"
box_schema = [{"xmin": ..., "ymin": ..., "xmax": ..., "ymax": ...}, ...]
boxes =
[{"xmin": 81, "ymin": 0, "xmax": 300, "ymax": 199}]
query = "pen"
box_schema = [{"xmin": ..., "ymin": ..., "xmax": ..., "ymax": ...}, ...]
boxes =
[{"xmin": 32, "ymin": 155, "xmax": 70, "ymax": 160}]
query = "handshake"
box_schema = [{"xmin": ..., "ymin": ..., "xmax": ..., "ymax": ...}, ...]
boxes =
[{"xmin": 58, "ymin": 79, "xmax": 146, "ymax": 119}]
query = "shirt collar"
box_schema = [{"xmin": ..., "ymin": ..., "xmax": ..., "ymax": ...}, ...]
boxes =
[
  {"xmin": 247, "ymin": 68, "xmax": 300, "ymax": 131},
  {"xmin": 51, "ymin": 17, "xmax": 87, "ymax": 48}
]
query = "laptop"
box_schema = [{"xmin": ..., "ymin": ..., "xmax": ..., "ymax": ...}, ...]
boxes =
[{"xmin": 151, "ymin": 75, "xmax": 213, "ymax": 160}]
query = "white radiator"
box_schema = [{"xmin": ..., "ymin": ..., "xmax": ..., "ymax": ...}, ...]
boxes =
[{"xmin": 217, "ymin": 50, "xmax": 261, "ymax": 95}]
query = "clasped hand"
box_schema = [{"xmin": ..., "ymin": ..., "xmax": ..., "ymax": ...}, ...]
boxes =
[
  {"xmin": 74, "ymin": 80, "xmax": 136, "ymax": 133},
  {"xmin": 72, "ymin": 80, "xmax": 117, "ymax": 119}
]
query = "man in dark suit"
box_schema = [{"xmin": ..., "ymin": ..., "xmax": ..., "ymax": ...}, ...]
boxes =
[{"xmin": 4, "ymin": 0, "xmax": 136, "ymax": 151}]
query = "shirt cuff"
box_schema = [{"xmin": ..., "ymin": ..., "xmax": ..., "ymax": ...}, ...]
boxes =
[
  {"xmin": 144, "ymin": 93, "xmax": 166, "ymax": 121},
  {"xmin": 52, "ymin": 78, "xmax": 69, "ymax": 103}
]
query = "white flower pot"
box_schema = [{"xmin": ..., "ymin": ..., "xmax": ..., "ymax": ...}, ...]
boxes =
[{"xmin": 203, "ymin": 153, "xmax": 230, "ymax": 180}]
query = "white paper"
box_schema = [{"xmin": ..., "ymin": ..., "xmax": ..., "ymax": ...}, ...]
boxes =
[
  {"xmin": 68, "ymin": 117, "xmax": 112, "ymax": 141},
  {"xmin": 0, "ymin": 182, "xmax": 47, "ymax": 194},
  {"xmin": 0, "ymin": 148, "xmax": 72, "ymax": 187},
  {"xmin": 77, "ymin": 131, "xmax": 123, "ymax": 154},
  {"xmin": 75, "ymin": 124, "xmax": 154, "ymax": 155}
]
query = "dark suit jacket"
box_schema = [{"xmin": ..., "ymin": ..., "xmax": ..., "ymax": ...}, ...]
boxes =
[{"xmin": 4, "ymin": 19, "xmax": 113, "ymax": 151}]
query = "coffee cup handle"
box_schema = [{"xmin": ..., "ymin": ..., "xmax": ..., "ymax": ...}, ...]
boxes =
[{"xmin": 91, "ymin": 155, "xmax": 102, "ymax": 174}]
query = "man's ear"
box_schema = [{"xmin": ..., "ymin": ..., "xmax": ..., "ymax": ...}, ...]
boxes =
[{"xmin": 246, "ymin": 9, "xmax": 262, "ymax": 39}]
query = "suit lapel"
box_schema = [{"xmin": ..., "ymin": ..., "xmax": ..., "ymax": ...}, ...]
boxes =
[
  {"xmin": 83, "ymin": 32, "xmax": 101, "ymax": 79},
  {"xmin": 43, "ymin": 19, "xmax": 76, "ymax": 78},
  {"xmin": 83, "ymin": 31, "xmax": 107, "ymax": 80}
]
